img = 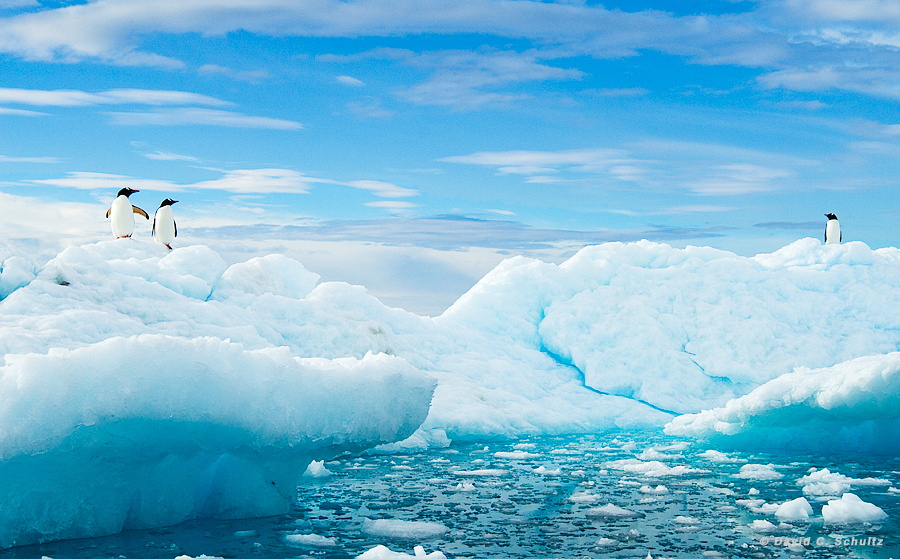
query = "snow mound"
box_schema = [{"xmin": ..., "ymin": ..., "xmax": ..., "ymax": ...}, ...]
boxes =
[
  {"xmin": 822, "ymin": 493, "xmax": 888, "ymax": 524},
  {"xmin": 0, "ymin": 335, "xmax": 434, "ymax": 549},
  {"xmin": 665, "ymin": 352, "xmax": 900, "ymax": 453}
]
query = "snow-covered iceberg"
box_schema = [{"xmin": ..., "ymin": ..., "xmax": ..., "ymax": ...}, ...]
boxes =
[{"xmin": 664, "ymin": 352, "xmax": 900, "ymax": 453}]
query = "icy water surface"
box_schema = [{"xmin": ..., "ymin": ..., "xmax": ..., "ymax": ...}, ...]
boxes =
[{"xmin": 7, "ymin": 433, "xmax": 899, "ymax": 559}]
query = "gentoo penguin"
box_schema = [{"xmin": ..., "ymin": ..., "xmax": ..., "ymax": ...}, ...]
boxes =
[
  {"xmin": 152, "ymin": 198, "xmax": 178, "ymax": 249},
  {"xmin": 106, "ymin": 188, "xmax": 149, "ymax": 238},
  {"xmin": 824, "ymin": 213, "xmax": 841, "ymax": 244}
]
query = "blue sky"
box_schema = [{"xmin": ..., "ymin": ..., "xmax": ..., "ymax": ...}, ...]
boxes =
[{"xmin": 0, "ymin": 0, "xmax": 898, "ymax": 314}]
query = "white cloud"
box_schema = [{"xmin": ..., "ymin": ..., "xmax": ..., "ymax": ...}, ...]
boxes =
[
  {"xmin": 336, "ymin": 75, "xmax": 366, "ymax": 87},
  {"xmin": 346, "ymin": 180, "xmax": 419, "ymax": 198},
  {"xmin": 364, "ymin": 200, "xmax": 418, "ymax": 209},
  {"xmin": 198, "ymin": 64, "xmax": 271, "ymax": 82},
  {"xmin": 0, "ymin": 106, "xmax": 49, "ymax": 116},
  {"xmin": 105, "ymin": 108, "xmax": 303, "ymax": 129},
  {"xmin": 0, "ymin": 154, "xmax": 60, "ymax": 163},
  {"xmin": 0, "ymin": 87, "xmax": 231, "ymax": 107},
  {"xmin": 32, "ymin": 169, "xmax": 326, "ymax": 194}
]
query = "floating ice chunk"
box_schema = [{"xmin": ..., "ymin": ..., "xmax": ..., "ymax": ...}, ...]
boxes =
[
  {"xmin": 797, "ymin": 468, "xmax": 891, "ymax": 496},
  {"xmin": 821, "ymin": 493, "xmax": 888, "ymax": 524},
  {"xmin": 454, "ymin": 469, "xmax": 507, "ymax": 476},
  {"xmin": 674, "ymin": 516, "xmax": 700, "ymax": 525},
  {"xmin": 639, "ymin": 485, "xmax": 669, "ymax": 495},
  {"xmin": 533, "ymin": 466, "xmax": 563, "ymax": 475},
  {"xmin": 637, "ymin": 448, "xmax": 682, "ymax": 461},
  {"xmin": 453, "ymin": 482, "xmax": 475, "ymax": 491},
  {"xmin": 734, "ymin": 464, "xmax": 783, "ymax": 480},
  {"xmin": 175, "ymin": 556, "xmax": 225, "ymax": 559},
  {"xmin": 361, "ymin": 519, "xmax": 450, "ymax": 539},
  {"xmin": 285, "ymin": 533, "xmax": 338, "ymax": 547},
  {"xmin": 356, "ymin": 545, "xmax": 447, "ymax": 559},
  {"xmin": 748, "ymin": 519, "xmax": 780, "ymax": 533},
  {"xmin": 569, "ymin": 491, "xmax": 603, "ymax": 504},
  {"xmin": 494, "ymin": 450, "xmax": 540, "ymax": 459},
  {"xmin": 604, "ymin": 458, "xmax": 709, "ymax": 477},
  {"xmin": 303, "ymin": 460, "xmax": 334, "ymax": 478},
  {"xmin": 775, "ymin": 497, "xmax": 813, "ymax": 521},
  {"xmin": 698, "ymin": 450, "xmax": 746, "ymax": 463},
  {"xmin": 596, "ymin": 537, "xmax": 617, "ymax": 546},
  {"xmin": 585, "ymin": 504, "xmax": 643, "ymax": 519}
]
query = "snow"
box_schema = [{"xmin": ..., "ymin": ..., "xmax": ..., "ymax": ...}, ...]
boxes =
[
  {"xmin": 2, "ymin": 236, "xmax": 900, "ymax": 548},
  {"xmin": 821, "ymin": 493, "xmax": 888, "ymax": 524},
  {"xmin": 665, "ymin": 352, "xmax": 900, "ymax": 453}
]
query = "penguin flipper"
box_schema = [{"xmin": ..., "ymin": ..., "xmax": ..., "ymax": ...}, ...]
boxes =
[
  {"xmin": 133, "ymin": 206, "xmax": 150, "ymax": 219},
  {"xmin": 106, "ymin": 208, "xmax": 111, "ymax": 218},
  {"xmin": 174, "ymin": 221, "xmax": 177, "ymax": 238},
  {"xmin": 152, "ymin": 217, "xmax": 156, "ymax": 236}
]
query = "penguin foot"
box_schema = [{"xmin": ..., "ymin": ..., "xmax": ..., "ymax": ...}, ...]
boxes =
[
  {"xmin": 165, "ymin": 244, "xmax": 173, "ymax": 250},
  {"xmin": 115, "ymin": 235, "xmax": 132, "ymax": 239}
]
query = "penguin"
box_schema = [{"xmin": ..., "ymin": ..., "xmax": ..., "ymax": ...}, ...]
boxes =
[
  {"xmin": 824, "ymin": 213, "xmax": 841, "ymax": 244},
  {"xmin": 106, "ymin": 188, "xmax": 149, "ymax": 238},
  {"xmin": 152, "ymin": 198, "xmax": 178, "ymax": 250}
]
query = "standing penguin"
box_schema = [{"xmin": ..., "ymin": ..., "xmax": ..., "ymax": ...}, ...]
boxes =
[
  {"xmin": 106, "ymin": 188, "xmax": 149, "ymax": 238},
  {"xmin": 824, "ymin": 213, "xmax": 841, "ymax": 244},
  {"xmin": 152, "ymin": 198, "xmax": 178, "ymax": 249}
]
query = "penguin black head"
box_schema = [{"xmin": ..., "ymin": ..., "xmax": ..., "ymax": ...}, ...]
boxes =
[
  {"xmin": 159, "ymin": 198, "xmax": 179, "ymax": 208},
  {"xmin": 117, "ymin": 187, "xmax": 139, "ymax": 197},
  {"xmin": 825, "ymin": 213, "xmax": 838, "ymax": 220}
]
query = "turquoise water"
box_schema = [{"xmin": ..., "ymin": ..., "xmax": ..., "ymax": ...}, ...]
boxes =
[{"xmin": 6, "ymin": 433, "xmax": 899, "ymax": 558}]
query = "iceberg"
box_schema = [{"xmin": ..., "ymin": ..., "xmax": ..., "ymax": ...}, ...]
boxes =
[
  {"xmin": 664, "ymin": 352, "xmax": 900, "ymax": 453},
  {"xmin": 2, "ymin": 236, "xmax": 900, "ymax": 548},
  {"xmin": 0, "ymin": 335, "xmax": 434, "ymax": 549}
]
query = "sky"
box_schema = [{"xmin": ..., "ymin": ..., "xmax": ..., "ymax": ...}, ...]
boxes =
[{"xmin": 0, "ymin": 0, "xmax": 898, "ymax": 315}]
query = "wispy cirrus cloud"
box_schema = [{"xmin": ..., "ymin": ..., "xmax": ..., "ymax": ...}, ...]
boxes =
[
  {"xmin": 0, "ymin": 154, "xmax": 60, "ymax": 163},
  {"xmin": 441, "ymin": 142, "xmax": 816, "ymax": 196},
  {"xmin": 32, "ymin": 168, "xmax": 420, "ymax": 200},
  {"xmin": 106, "ymin": 107, "xmax": 303, "ymax": 130},
  {"xmin": 0, "ymin": 87, "xmax": 231, "ymax": 107}
]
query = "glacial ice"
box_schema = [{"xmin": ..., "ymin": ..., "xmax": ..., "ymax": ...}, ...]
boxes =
[
  {"xmin": 2, "ymin": 236, "xmax": 900, "ymax": 548},
  {"xmin": 665, "ymin": 352, "xmax": 900, "ymax": 452},
  {"xmin": 822, "ymin": 493, "xmax": 888, "ymax": 524}
]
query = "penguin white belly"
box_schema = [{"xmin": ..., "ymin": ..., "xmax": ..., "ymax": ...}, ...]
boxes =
[
  {"xmin": 153, "ymin": 206, "xmax": 176, "ymax": 246},
  {"xmin": 825, "ymin": 220, "xmax": 841, "ymax": 244},
  {"xmin": 110, "ymin": 196, "xmax": 135, "ymax": 238}
]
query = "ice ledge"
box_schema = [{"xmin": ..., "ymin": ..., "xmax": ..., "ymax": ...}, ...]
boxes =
[{"xmin": 0, "ymin": 335, "xmax": 435, "ymax": 549}]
